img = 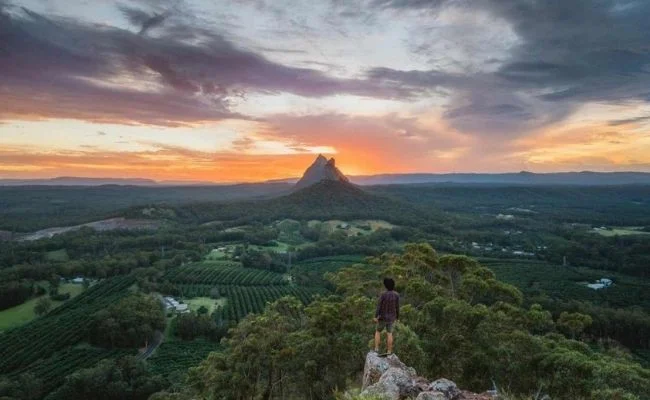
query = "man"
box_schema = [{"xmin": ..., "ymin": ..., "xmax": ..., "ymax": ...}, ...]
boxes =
[{"xmin": 374, "ymin": 277, "xmax": 399, "ymax": 355}]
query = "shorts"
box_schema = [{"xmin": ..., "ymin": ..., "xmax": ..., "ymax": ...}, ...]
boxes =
[{"xmin": 376, "ymin": 320, "xmax": 394, "ymax": 333}]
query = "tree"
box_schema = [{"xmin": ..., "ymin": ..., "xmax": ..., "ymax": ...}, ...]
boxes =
[
  {"xmin": 558, "ymin": 311, "xmax": 593, "ymax": 339},
  {"xmin": 197, "ymin": 305, "xmax": 209, "ymax": 315},
  {"xmin": 34, "ymin": 296, "xmax": 52, "ymax": 316},
  {"xmin": 89, "ymin": 294, "xmax": 165, "ymax": 348},
  {"xmin": 47, "ymin": 357, "xmax": 166, "ymax": 400}
]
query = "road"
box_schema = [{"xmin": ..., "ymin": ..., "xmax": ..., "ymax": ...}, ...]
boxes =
[{"xmin": 138, "ymin": 330, "xmax": 163, "ymax": 360}]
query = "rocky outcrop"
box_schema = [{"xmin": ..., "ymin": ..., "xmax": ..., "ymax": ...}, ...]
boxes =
[
  {"xmin": 295, "ymin": 154, "xmax": 349, "ymax": 189},
  {"xmin": 360, "ymin": 352, "xmax": 494, "ymax": 400}
]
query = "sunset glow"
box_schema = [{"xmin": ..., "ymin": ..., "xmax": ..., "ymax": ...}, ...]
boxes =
[{"xmin": 2, "ymin": 0, "xmax": 650, "ymax": 182}]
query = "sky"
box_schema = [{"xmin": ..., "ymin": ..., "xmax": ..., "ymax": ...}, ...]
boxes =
[{"xmin": 1, "ymin": 0, "xmax": 650, "ymax": 182}]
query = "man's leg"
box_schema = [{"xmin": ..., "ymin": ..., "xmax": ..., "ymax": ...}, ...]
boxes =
[
  {"xmin": 387, "ymin": 332, "xmax": 393, "ymax": 354},
  {"xmin": 374, "ymin": 329, "xmax": 381, "ymax": 352}
]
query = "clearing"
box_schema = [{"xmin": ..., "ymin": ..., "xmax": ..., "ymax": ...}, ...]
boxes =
[
  {"xmin": 0, "ymin": 283, "xmax": 85, "ymax": 331},
  {"xmin": 184, "ymin": 297, "xmax": 227, "ymax": 314},
  {"xmin": 309, "ymin": 219, "xmax": 395, "ymax": 236},
  {"xmin": 19, "ymin": 217, "xmax": 162, "ymax": 241},
  {"xmin": 592, "ymin": 226, "xmax": 650, "ymax": 237}
]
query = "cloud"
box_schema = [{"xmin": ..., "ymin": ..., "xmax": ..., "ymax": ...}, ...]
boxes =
[
  {"xmin": 0, "ymin": 1, "xmax": 412, "ymax": 126},
  {"xmin": 358, "ymin": 0, "xmax": 650, "ymax": 135},
  {"xmin": 258, "ymin": 112, "xmax": 470, "ymax": 172},
  {"xmin": 608, "ymin": 115, "xmax": 650, "ymax": 127},
  {"xmin": 119, "ymin": 5, "xmax": 168, "ymax": 35}
]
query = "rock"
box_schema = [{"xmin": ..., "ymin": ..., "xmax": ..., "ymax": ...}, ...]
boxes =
[
  {"xmin": 377, "ymin": 367, "xmax": 419, "ymax": 398},
  {"xmin": 362, "ymin": 352, "xmax": 413, "ymax": 390},
  {"xmin": 429, "ymin": 378, "xmax": 461, "ymax": 399},
  {"xmin": 362, "ymin": 381, "xmax": 401, "ymax": 400},
  {"xmin": 358, "ymin": 352, "xmax": 491, "ymax": 400},
  {"xmin": 416, "ymin": 392, "xmax": 446, "ymax": 400},
  {"xmin": 295, "ymin": 154, "xmax": 350, "ymax": 189}
]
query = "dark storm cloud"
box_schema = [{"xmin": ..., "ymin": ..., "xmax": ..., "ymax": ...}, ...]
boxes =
[
  {"xmin": 119, "ymin": 5, "xmax": 168, "ymax": 35},
  {"xmin": 363, "ymin": 0, "xmax": 650, "ymax": 134},
  {"xmin": 0, "ymin": 1, "xmax": 411, "ymax": 126}
]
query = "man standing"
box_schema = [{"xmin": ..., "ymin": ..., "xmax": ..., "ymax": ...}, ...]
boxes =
[{"xmin": 374, "ymin": 278, "xmax": 399, "ymax": 355}]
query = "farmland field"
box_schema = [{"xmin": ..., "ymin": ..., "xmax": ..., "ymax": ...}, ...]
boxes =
[
  {"xmin": 482, "ymin": 258, "xmax": 650, "ymax": 309},
  {"xmin": 184, "ymin": 297, "xmax": 226, "ymax": 314},
  {"xmin": 0, "ymin": 276, "xmax": 135, "ymax": 373},
  {"xmin": 164, "ymin": 262, "xmax": 287, "ymax": 286},
  {"xmin": 6, "ymin": 346, "xmax": 132, "ymax": 395},
  {"xmin": 592, "ymin": 226, "xmax": 650, "ymax": 237},
  {"xmin": 148, "ymin": 340, "xmax": 221, "ymax": 377},
  {"xmin": 0, "ymin": 283, "xmax": 85, "ymax": 331}
]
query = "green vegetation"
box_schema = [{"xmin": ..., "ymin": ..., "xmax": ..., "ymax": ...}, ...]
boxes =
[
  {"xmin": 184, "ymin": 297, "xmax": 225, "ymax": 314},
  {"xmin": 179, "ymin": 244, "xmax": 649, "ymax": 400},
  {"xmin": 45, "ymin": 356, "xmax": 167, "ymax": 400},
  {"xmin": 44, "ymin": 249, "xmax": 69, "ymax": 262},
  {"xmin": 0, "ymin": 276, "xmax": 135, "ymax": 373},
  {"xmin": 0, "ymin": 283, "xmax": 85, "ymax": 331},
  {"xmin": 1, "ymin": 182, "xmax": 649, "ymax": 399},
  {"xmin": 163, "ymin": 263, "xmax": 287, "ymax": 285},
  {"xmin": 148, "ymin": 340, "xmax": 221, "ymax": 377},
  {"xmin": 218, "ymin": 285, "xmax": 328, "ymax": 322},
  {"xmin": 592, "ymin": 226, "xmax": 650, "ymax": 237},
  {"xmin": 481, "ymin": 259, "xmax": 650, "ymax": 309},
  {"xmin": 89, "ymin": 293, "xmax": 165, "ymax": 348},
  {"xmin": 2, "ymin": 346, "xmax": 132, "ymax": 396}
]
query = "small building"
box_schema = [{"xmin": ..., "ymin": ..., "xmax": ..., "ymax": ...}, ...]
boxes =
[
  {"xmin": 176, "ymin": 304, "xmax": 189, "ymax": 313},
  {"xmin": 587, "ymin": 278, "xmax": 613, "ymax": 290},
  {"xmin": 587, "ymin": 283, "xmax": 606, "ymax": 290},
  {"xmin": 71, "ymin": 277, "xmax": 84, "ymax": 284}
]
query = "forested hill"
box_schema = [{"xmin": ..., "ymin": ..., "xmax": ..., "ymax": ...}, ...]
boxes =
[{"xmin": 132, "ymin": 180, "xmax": 449, "ymax": 228}]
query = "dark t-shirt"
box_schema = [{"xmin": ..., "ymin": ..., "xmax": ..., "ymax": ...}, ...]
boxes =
[{"xmin": 375, "ymin": 290, "xmax": 400, "ymax": 323}]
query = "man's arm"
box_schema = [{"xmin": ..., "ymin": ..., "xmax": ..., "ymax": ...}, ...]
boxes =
[
  {"xmin": 396, "ymin": 294, "xmax": 400, "ymax": 320},
  {"xmin": 375, "ymin": 294, "xmax": 384, "ymax": 319}
]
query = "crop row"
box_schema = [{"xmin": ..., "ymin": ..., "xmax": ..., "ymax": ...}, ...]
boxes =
[
  {"xmin": 7, "ymin": 347, "xmax": 131, "ymax": 395},
  {"xmin": 164, "ymin": 264, "xmax": 286, "ymax": 286},
  {"xmin": 0, "ymin": 275, "xmax": 135, "ymax": 373},
  {"xmin": 148, "ymin": 340, "xmax": 221, "ymax": 377},
  {"xmin": 218, "ymin": 285, "xmax": 329, "ymax": 322}
]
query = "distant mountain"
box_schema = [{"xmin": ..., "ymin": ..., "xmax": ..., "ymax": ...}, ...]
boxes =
[
  {"xmin": 0, "ymin": 177, "xmax": 159, "ymax": 186},
  {"xmin": 0, "ymin": 177, "xmax": 217, "ymax": 186},
  {"xmin": 350, "ymin": 171, "xmax": 650, "ymax": 186},
  {"xmin": 5, "ymin": 170, "xmax": 650, "ymax": 187},
  {"xmin": 295, "ymin": 155, "xmax": 349, "ymax": 189}
]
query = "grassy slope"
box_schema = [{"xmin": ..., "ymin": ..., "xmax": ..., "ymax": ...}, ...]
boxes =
[{"xmin": 0, "ymin": 283, "xmax": 85, "ymax": 331}]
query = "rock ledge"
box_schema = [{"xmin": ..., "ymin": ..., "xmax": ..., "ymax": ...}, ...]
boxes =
[{"xmin": 360, "ymin": 352, "xmax": 495, "ymax": 400}]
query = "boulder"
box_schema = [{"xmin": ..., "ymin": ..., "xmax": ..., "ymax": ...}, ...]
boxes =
[
  {"xmin": 429, "ymin": 378, "xmax": 461, "ymax": 399},
  {"xmin": 358, "ymin": 352, "xmax": 495, "ymax": 400},
  {"xmin": 362, "ymin": 381, "xmax": 401, "ymax": 400},
  {"xmin": 362, "ymin": 352, "xmax": 414, "ymax": 390},
  {"xmin": 377, "ymin": 367, "xmax": 419, "ymax": 398},
  {"xmin": 416, "ymin": 392, "xmax": 446, "ymax": 400}
]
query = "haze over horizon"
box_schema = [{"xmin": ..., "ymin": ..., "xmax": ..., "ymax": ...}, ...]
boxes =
[{"xmin": 2, "ymin": 0, "xmax": 650, "ymax": 182}]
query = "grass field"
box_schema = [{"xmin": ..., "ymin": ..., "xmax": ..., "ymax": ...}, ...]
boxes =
[
  {"xmin": 0, "ymin": 283, "xmax": 85, "ymax": 331},
  {"xmin": 592, "ymin": 226, "xmax": 650, "ymax": 237},
  {"xmin": 309, "ymin": 219, "xmax": 394, "ymax": 237},
  {"xmin": 206, "ymin": 249, "xmax": 227, "ymax": 259},
  {"xmin": 184, "ymin": 297, "xmax": 227, "ymax": 314},
  {"xmin": 44, "ymin": 249, "xmax": 70, "ymax": 262}
]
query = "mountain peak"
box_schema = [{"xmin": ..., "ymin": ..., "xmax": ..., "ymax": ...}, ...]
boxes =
[{"xmin": 295, "ymin": 155, "xmax": 349, "ymax": 189}]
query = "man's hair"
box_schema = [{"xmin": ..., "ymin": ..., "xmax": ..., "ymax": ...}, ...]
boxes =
[{"xmin": 383, "ymin": 278, "xmax": 395, "ymax": 291}]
